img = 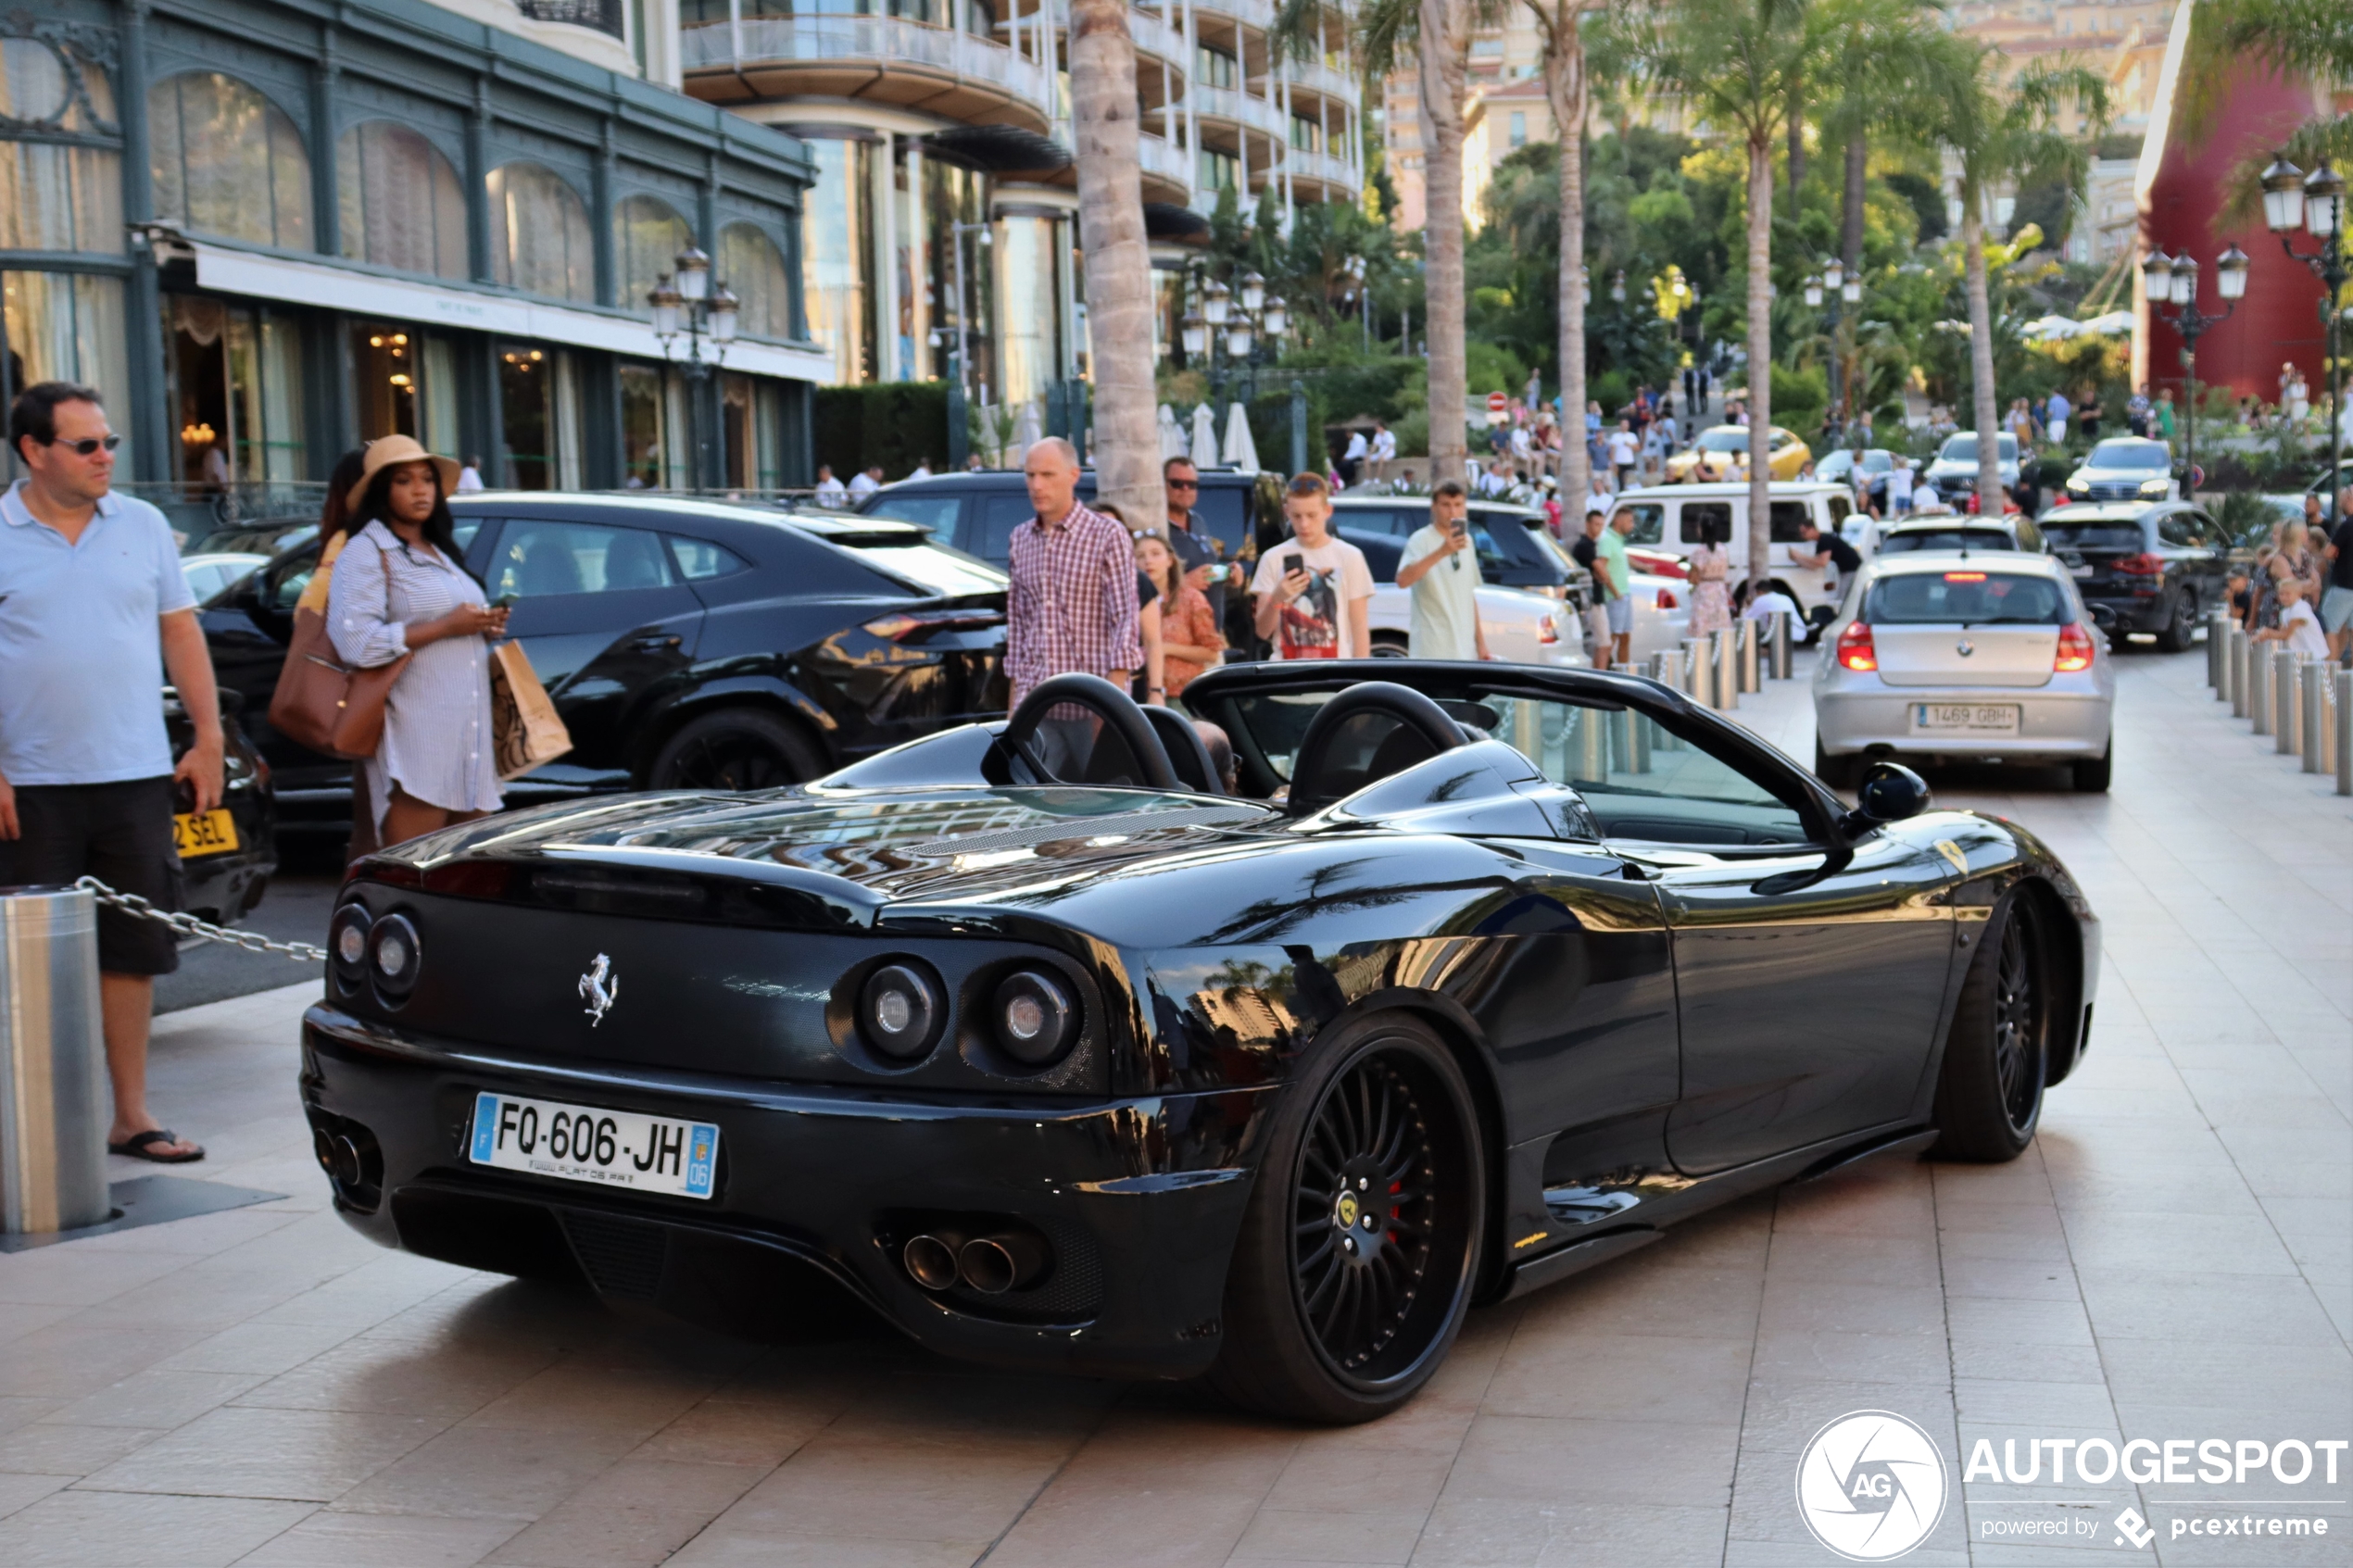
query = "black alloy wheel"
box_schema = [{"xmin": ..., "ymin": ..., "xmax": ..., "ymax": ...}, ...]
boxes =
[
  {"xmin": 2154, "ymin": 590, "xmax": 2196, "ymax": 653},
  {"xmin": 1208, "ymin": 1014, "xmax": 1483, "ymax": 1423},
  {"xmin": 1371, "ymin": 634, "xmax": 1411, "ymax": 659},
  {"xmin": 1930, "ymin": 896, "xmax": 2048, "ymax": 1161},
  {"xmin": 2070, "ymin": 736, "xmax": 2112, "ymax": 794},
  {"xmin": 648, "ymin": 708, "xmax": 824, "ymax": 792}
]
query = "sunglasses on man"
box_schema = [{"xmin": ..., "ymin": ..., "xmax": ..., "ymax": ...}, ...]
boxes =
[
  {"xmin": 44, "ymin": 434, "xmax": 121, "ymax": 456},
  {"xmin": 1165, "ymin": 478, "xmax": 1198, "ymax": 491}
]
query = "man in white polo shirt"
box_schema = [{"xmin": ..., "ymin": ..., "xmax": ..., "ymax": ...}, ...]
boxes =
[{"xmin": 0, "ymin": 383, "xmax": 223, "ymax": 1163}]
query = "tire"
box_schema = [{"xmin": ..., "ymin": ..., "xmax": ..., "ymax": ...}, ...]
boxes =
[
  {"xmin": 2070, "ymin": 736, "xmax": 2112, "ymax": 794},
  {"xmin": 1208, "ymin": 1013, "xmax": 1485, "ymax": 1424},
  {"xmin": 1370, "ymin": 633, "xmax": 1411, "ymax": 659},
  {"xmin": 1814, "ymin": 736, "xmax": 1859, "ymax": 792},
  {"xmin": 1929, "ymin": 897, "xmax": 2048, "ymax": 1162},
  {"xmin": 2154, "ymin": 592, "xmax": 2195, "ymax": 653},
  {"xmin": 647, "ymin": 708, "xmax": 825, "ymax": 792}
]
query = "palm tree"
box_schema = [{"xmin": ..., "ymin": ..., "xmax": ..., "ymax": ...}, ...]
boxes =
[
  {"xmin": 2179, "ymin": 0, "xmax": 2351, "ymax": 220},
  {"xmin": 1928, "ymin": 41, "xmax": 2108, "ymax": 513},
  {"xmin": 1811, "ymin": 0, "xmax": 1944, "ymax": 295},
  {"xmin": 1629, "ymin": 0, "xmax": 1811, "ymax": 591},
  {"xmin": 1068, "ymin": 0, "xmax": 1164, "ymax": 526},
  {"xmin": 1524, "ymin": 0, "xmax": 1604, "ymax": 510}
]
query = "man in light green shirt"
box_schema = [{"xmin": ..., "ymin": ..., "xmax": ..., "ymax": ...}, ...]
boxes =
[
  {"xmin": 1595, "ymin": 507, "xmax": 1635, "ymax": 668},
  {"xmin": 1395, "ymin": 480, "xmax": 1491, "ymax": 661}
]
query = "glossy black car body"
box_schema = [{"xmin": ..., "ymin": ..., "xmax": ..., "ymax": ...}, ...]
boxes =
[
  {"xmin": 166, "ymin": 688, "xmax": 276, "ymax": 925},
  {"xmin": 202, "ymin": 495, "xmax": 1009, "ymax": 832},
  {"xmin": 299, "ymin": 658, "xmax": 2099, "ymax": 1418},
  {"xmin": 2040, "ymin": 500, "xmax": 2225, "ymax": 651}
]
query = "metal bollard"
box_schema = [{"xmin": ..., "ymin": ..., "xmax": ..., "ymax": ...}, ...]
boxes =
[
  {"xmin": 2206, "ymin": 612, "xmax": 2225, "ymax": 692},
  {"xmin": 2250, "ymin": 640, "xmax": 2272, "ymax": 734},
  {"xmin": 2301, "ymin": 660, "xmax": 2326, "ymax": 774},
  {"xmin": 1738, "ymin": 618, "xmax": 1762, "ymax": 694},
  {"xmin": 0, "ymin": 886, "xmax": 113, "ymax": 1235},
  {"xmin": 1577, "ymin": 701, "xmax": 1610, "ymax": 781},
  {"xmin": 2228, "ymin": 625, "xmax": 2248, "ymax": 717},
  {"xmin": 1716, "ymin": 627, "xmax": 1740, "ymax": 710},
  {"xmin": 2338, "ymin": 669, "xmax": 2353, "ymax": 797},
  {"xmin": 1771, "ymin": 611, "xmax": 1793, "ymax": 679},
  {"xmin": 2268, "ymin": 648, "xmax": 2286, "ymax": 752},
  {"xmin": 1681, "ymin": 637, "xmax": 1712, "ymax": 708}
]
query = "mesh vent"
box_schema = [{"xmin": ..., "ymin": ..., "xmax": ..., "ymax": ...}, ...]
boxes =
[
  {"xmin": 559, "ymin": 1210, "xmax": 669, "ymax": 1299},
  {"xmin": 949, "ymin": 1214, "xmax": 1103, "ymax": 1324}
]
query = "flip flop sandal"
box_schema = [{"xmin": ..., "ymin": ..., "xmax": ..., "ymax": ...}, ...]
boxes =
[{"xmin": 108, "ymin": 1129, "xmax": 205, "ymax": 1163}]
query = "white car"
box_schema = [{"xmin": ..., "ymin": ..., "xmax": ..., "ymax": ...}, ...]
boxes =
[
  {"xmin": 1368, "ymin": 582, "xmax": 1588, "ymax": 667},
  {"xmin": 180, "ymin": 551, "xmax": 270, "ymax": 603},
  {"xmin": 1812, "ymin": 552, "xmax": 2116, "ymax": 792},
  {"xmin": 1609, "ymin": 483, "xmax": 1863, "ymax": 628}
]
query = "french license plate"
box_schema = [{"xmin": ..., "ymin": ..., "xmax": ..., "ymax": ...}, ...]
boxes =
[
  {"xmin": 1913, "ymin": 703, "xmax": 2020, "ymax": 735},
  {"xmin": 172, "ymin": 808, "xmax": 240, "ymax": 859},
  {"xmin": 468, "ymin": 1092, "xmax": 718, "ymax": 1199}
]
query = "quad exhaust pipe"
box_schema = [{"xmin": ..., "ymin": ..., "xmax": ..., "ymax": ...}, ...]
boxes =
[{"xmin": 902, "ymin": 1228, "xmax": 1051, "ymax": 1295}]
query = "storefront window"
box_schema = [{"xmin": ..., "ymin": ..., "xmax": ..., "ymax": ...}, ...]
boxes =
[
  {"xmin": 721, "ymin": 372, "xmax": 785, "ymax": 490},
  {"xmin": 350, "ymin": 323, "xmax": 421, "ymax": 443},
  {"xmin": 800, "ymin": 137, "xmax": 875, "ymax": 384},
  {"xmin": 0, "ymin": 35, "xmax": 122, "ymax": 254},
  {"xmin": 615, "ymin": 194, "xmax": 693, "ymax": 319},
  {"xmin": 487, "ymin": 162, "xmax": 595, "ymax": 303},
  {"xmin": 337, "ymin": 122, "xmax": 468, "ymax": 280},
  {"xmin": 619, "ymin": 361, "xmax": 679, "ymax": 489},
  {"xmin": 1, "ymin": 270, "xmax": 129, "ymax": 440},
  {"xmin": 992, "ymin": 209, "xmax": 1063, "ymax": 409},
  {"xmin": 718, "ymin": 221, "xmax": 792, "ymax": 342},
  {"xmin": 149, "ymin": 72, "xmax": 312, "ymax": 251},
  {"xmin": 162, "ymin": 296, "xmax": 305, "ymax": 488},
  {"xmin": 497, "ymin": 345, "xmax": 584, "ymax": 491}
]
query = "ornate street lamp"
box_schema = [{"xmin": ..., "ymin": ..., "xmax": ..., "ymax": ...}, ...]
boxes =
[
  {"xmin": 1239, "ymin": 270, "xmax": 1265, "ymax": 315},
  {"xmin": 2260, "ymin": 156, "xmax": 2347, "ymax": 528},
  {"xmin": 2142, "ymin": 245, "xmax": 2247, "ymax": 495},
  {"xmin": 649, "ymin": 245, "xmax": 736, "ymax": 491}
]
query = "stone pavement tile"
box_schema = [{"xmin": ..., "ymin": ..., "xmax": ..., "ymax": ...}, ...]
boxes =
[
  {"xmin": 1949, "ymin": 1339, "xmax": 2109, "ymax": 1385},
  {"xmin": 2074, "ymin": 1269, "xmax": 2344, "ymax": 1347},
  {"xmin": 2095, "ymin": 1341, "xmax": 2353, "ymax": 1418},
  {"xmin": 68, "ymin": 1206, "xmax": 308, "ymax": 1259},
  {"xmin": 1402, "ymin": 1496, "xmax": 1554, "ymax": 1566},
  {"xmin": 232, "ymin": 1510, "xmax": 522, "ymax": 1568},
  {"xmin": 481, "ymin": 1456, "xmax": 771, "ymax": 1568},
  {"xmin": 247, "ymin": 1249, "xmax": 482, "ymax": 1332},
  {"xmin": 0, "ymin": 1421, "xmax": 168, "ymax": 1475},
  {"xmin": 155, "ymin": 1321, "xmax": 368, "ymax": 1377},
  {"xmin": 2153, "ymin": 1533, "xmax": 2348, "ymax": 1567},
  {"xmin": 1260, "ymin": 1439, "xmax": 1457, "ymax": 1518},
  {"xmin": 978, "ymin": 1406, "xmax": 1299, "ymax": 1568},
  {"xmin": 1482, "ymin": 1332, "xmax": 1754, "ymax": 1424},
  {"xmin": 1747, "ymin": 1329, "xmax": 1952, "ymax": 1386},
  {"xmin": 333, "ymin": 1424, "xmax": 642, "ymax": 1522},
  {"xmin": 669, "ymin": 1536, "xmax": 994, "ymax": 1567},
  {"xmin": 0, "ymin": 1396, "xmax": 62, "ymax": 1440},
  {"xmin": 358, "ymin": 1275, "xmax": 619, "ymax": 1352},
  {"xmin": 2063, "ymin": 1212, "xmax": 2303, "ymax": 1277},
  {"xmin": 1760, "ymin": 1228, "xmax": 1944, "ymax": 1287},
  {"xmin": 1727, "ymin": 1440, "xmax": 1967, "ymax": 1555},
  {"xmin": 0, "ymin": 1488, "xmax": 313, "ymax": 1568},
  {"xmin": 1954, "ymin": 1378, "xmax": 2119, "ymax": 1430},
  {"xmin": 0, "ymin": 1471, "xmax": 69, "ymax": 1518},
  {"xmin": 234, "ymin": 1334, "xmax": 564, "ymax": 1421},
  {"xmin": 1935, "ymin": 1257, "xmax": 2088, "ymax": 1303},
  {"xmin": 1527, "ymin": 1503, "xmax": 1734, "ymax": 1568},
  {"xmin": 79, "ymin": 1403, "xmax": 446, "ymax": 1501},
  {"xmin": 631, "ymin": 1391, "xmax": 846, "ymax": 1467},
  {"xmin": 1756, "ymin": 1278, "xmax": 1948, "ymax": 1337},
  {"xmin": 1937, "ymin": 1223, "xmax": 2075, "ymax": 1265},
  {"xmin": 1229, "ymin": 1506, "xmax": 1425, "ymax": 1564},
  {"xmin": 1945, "ymin": 1295, "xmax": 2095, "ymax": 1347},
  {"xmin": 1766, "ymin": 1170, "xmax": 1936, "ymax": 1239},
  {"xmin": 1438, "ymin": 1415, "xmax": 1740, "ymax": 1509},
  {"xmin": 45, "ymin": 1367, "xmax": 270, "ymax": 1428},
  {"xmin": 0, "ymin": 1300, "xmax": 75, "ymax": 1348},
  {"xmin": 1722, "ymin": 1544, "xmax": 1966, "ymax": 1567},
  {"xmin": 1731, "ymin": 1380, "xmax": 1955, "ymax": 1457},
  {"xmin": 0, "ymin": 1244, "xmax": 196, "ymax": 1308}
]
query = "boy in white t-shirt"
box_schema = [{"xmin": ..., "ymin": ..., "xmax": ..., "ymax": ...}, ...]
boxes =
[
  {"xmin": 1886, "ymin": 459, "xmax": 1915, "ymax": 515},
  {"xmin": 2256, "ymin": 575, "xmax": 2331, "ymax": 659},
  {"xmin": 1252, "ymin": 471, "xmax": 1375, "ymax": 659},
  {"xmin": 1395, "ymin": 480, "xmax": 1492, "ymax": 661}
]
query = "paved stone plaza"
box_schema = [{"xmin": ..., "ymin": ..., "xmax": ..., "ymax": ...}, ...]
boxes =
[{"xmin": 1, "ymin": 646, "xmax": 2346, "ymax": 1568}]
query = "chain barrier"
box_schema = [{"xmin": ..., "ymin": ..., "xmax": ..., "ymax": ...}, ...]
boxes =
[{"xmin": 72, "ymin": 876, "xmax": 329, "ymax": 962}]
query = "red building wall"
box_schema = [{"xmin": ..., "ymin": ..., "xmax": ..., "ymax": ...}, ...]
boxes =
[{"xmin": 2142, "ymin": 65, "xmax": 2330, "ymax": 406}]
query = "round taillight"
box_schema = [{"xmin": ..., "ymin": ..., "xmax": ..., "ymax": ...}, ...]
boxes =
[
  {"xmin": 368, "ymin": 912, "xmax": 422, "ymax": 999},
  {"xmin": 861, "ymin": 962, "xmax": 943, "ymax": 1060},
  {"xmin": 328, "ymin": 904, "xmax": 371, "ymax": 988},
  {"xmin": 994, "ymin": 970, "xmax": 1076, "ymax": 1067}
]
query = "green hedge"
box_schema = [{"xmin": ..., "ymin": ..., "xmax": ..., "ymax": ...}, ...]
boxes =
[{"xmin": 812, "ymin": 383, "xmax": 951, "ymax": 481}]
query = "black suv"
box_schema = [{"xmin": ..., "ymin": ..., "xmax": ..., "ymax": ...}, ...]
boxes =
[
  {"xmin": 201, "ymin": 495, "xmax": 1009, "ymax": 834},
  {"xmin": 2040, "ymin": 500, "xmax": 2225, "ymax": 651}
]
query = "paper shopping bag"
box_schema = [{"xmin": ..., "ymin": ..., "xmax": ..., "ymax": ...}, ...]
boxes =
[{"xmin": 489, "ymin": 640, "xmax": 573, "ymax": 780}]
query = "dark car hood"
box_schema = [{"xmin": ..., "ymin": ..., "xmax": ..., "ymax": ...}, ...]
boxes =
[{"xmin": 373, "ymin": 785, "xmax": 1286, "ymax": 914}]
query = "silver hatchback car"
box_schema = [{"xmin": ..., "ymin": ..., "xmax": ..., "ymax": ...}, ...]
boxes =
[{"xmin": 1812, "ymin": 553, "xmax": 2116, "ymax": 792}]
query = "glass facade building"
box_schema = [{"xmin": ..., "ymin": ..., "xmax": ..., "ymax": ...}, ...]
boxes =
[{"xmin": 0, "ymin": 0, "xmax": 824, "ymax": 532}]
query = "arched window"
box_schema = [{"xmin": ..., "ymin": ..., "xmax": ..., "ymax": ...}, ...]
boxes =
[
  {"xmin": 615, "ymin": 194, "xmax": 692, "ymax": 319},
  {"xmin": 718, "ymin": 221, "xmax": 791, "ymax": 341},
  {"xmin": 336, "ymin": 121, "xmax": 467, "ymax": 279},
  {"xmin": 149, "ymin": 71, "xmax": 311, "ymax": 250},
  {"xmin": 487, "ymin": 162, "xmax": 594, "ymax": 303},
  {"xmin": 0, "ymin": 35, "xmax": 122, "ymax": 253}
]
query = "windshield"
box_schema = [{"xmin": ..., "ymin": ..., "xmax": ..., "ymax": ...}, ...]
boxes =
[
  {"xmin": 839, "ymin": 537, "xmax": 1006, "ymax": 599},
  {"xmin": 1879, "ymin": 529, "xmax": 2017, "ymax": 554},
  {"xmin": 1866, "ymin": 571, "xmax": 2070, "ymax": 625},
  {"xmin": 1698, "ymin": 429, "xmax": 1749, "ymax": 452},
  {"xmin": 2086, "ymin": 440, "xmax": 2171, "ymax": 469},
  {"xmin": 1938, "ymin": 433, "xmax": 2018, "ymax": 462},
  {"xmin": 2043, "ymin": 519, "xmax": 2147, "ymax": 550}
]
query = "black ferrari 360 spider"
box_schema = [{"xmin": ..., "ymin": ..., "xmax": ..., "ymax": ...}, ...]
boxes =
[{"xmin": 301, "ymin": 660, "xmax": 2098, "ymax": 1422}]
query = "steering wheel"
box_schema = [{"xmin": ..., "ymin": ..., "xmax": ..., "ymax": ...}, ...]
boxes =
[
  {"xmin": 1286, "ymin": 681, "xmax": 1472, "ymax": 813},
  {"xmin": 994, "ymin": 673, "xmax": 1181, "ymax": 790}
]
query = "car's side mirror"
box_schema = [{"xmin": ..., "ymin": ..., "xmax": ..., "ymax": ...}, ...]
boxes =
[{"xmin": 1841, "ymin": 761, "xmax": 1931, "ymax": 837}]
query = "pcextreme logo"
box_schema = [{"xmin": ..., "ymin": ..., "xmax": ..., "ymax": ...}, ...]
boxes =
[{"xmin": 1794, "ymin": 1411, "xmax": 1950, "ymax": 1562}]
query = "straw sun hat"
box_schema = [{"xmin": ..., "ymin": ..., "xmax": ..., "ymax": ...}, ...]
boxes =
[{"xmin": 346, "ymin": 435, "xmax": 461, "ymax": 512}]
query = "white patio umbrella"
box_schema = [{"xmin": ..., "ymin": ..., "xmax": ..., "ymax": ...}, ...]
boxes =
[
  {"xmin": 1190, "ymin": 403, "xmax": 1219, "ymax": 466},
  {"xmin": 1157, "ymin": 404, "xmax": 1186, "ymax": 460},
  {"xmin": 1222, "ymin": 402, "xmax": 1259, "ymax": 473},
  {"xmin": 1013, "ymin": 399, "xmax": 1044, "ymax": 457}
]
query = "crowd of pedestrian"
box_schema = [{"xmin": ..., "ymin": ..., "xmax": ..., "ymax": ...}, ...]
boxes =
[{"xmin": 2234, "ymin": 488, "xmax": 2353, "ymax": 663}]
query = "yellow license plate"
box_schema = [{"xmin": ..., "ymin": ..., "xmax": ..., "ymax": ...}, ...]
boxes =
[{"xmin": 172, "ymin": 808, "xmax": 240, "ymax": 859}]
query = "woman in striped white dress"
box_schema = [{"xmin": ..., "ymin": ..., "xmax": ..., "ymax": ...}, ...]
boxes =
[{"xmin": 326, "ymin": 436, "xmax": 509, "ymax": 848}]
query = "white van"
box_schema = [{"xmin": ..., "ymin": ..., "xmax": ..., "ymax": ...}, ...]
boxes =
[{"xmin": 1606, "ymin": 482, "xmax": 1859, "ymax": 625}]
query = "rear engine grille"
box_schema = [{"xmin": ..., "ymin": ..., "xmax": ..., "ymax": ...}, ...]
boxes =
[
  {"xmin": 559, "ymin": 1210, "xmax": 670, "ymax": 1299},
  {"xmin": 947, "ymin": 1214, "xmax": 1103, "ymax": 1323}
]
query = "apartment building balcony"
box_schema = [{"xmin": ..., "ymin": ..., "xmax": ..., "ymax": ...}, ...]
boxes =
[
  {"xmin": 1127, "ymin": 7, "xmax": 1189, "ymax": 72},
  {"xmin": 1135, "ymin": 129, "xmax": 1194, "ymax": 206},
  {"xmin": 1280, "ymin": 144, "xmax": 1360, "ymax": 199},
  {"xmin": 682, "ymin": 16, "xmax": 1052, "ymax": 133}
]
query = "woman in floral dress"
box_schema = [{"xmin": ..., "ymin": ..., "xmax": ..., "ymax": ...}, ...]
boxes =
[{"xmin": 1688, "ymin": 514, "xmax": 1733, "ymax": 637}]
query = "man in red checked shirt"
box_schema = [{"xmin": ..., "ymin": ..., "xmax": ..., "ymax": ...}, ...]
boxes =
[{"xmin": 1005, "ymin": 438, "xmax": 1143, "ymax": 772}]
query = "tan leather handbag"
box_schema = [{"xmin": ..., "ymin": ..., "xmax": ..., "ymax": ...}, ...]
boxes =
[{"xmin": 268, "ymin": 533, "xmax": 410, "ymax": 759}]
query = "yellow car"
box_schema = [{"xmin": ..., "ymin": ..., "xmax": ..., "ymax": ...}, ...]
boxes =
[{"xmin": 1665, "ymin": 424, "xmax": 1812, "ymax": 481}]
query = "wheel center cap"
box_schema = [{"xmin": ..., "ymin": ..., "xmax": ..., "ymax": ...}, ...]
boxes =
[{"xmin": 1335, "ymin": 1193, "xmax": 1361, "ymax": 1228}]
